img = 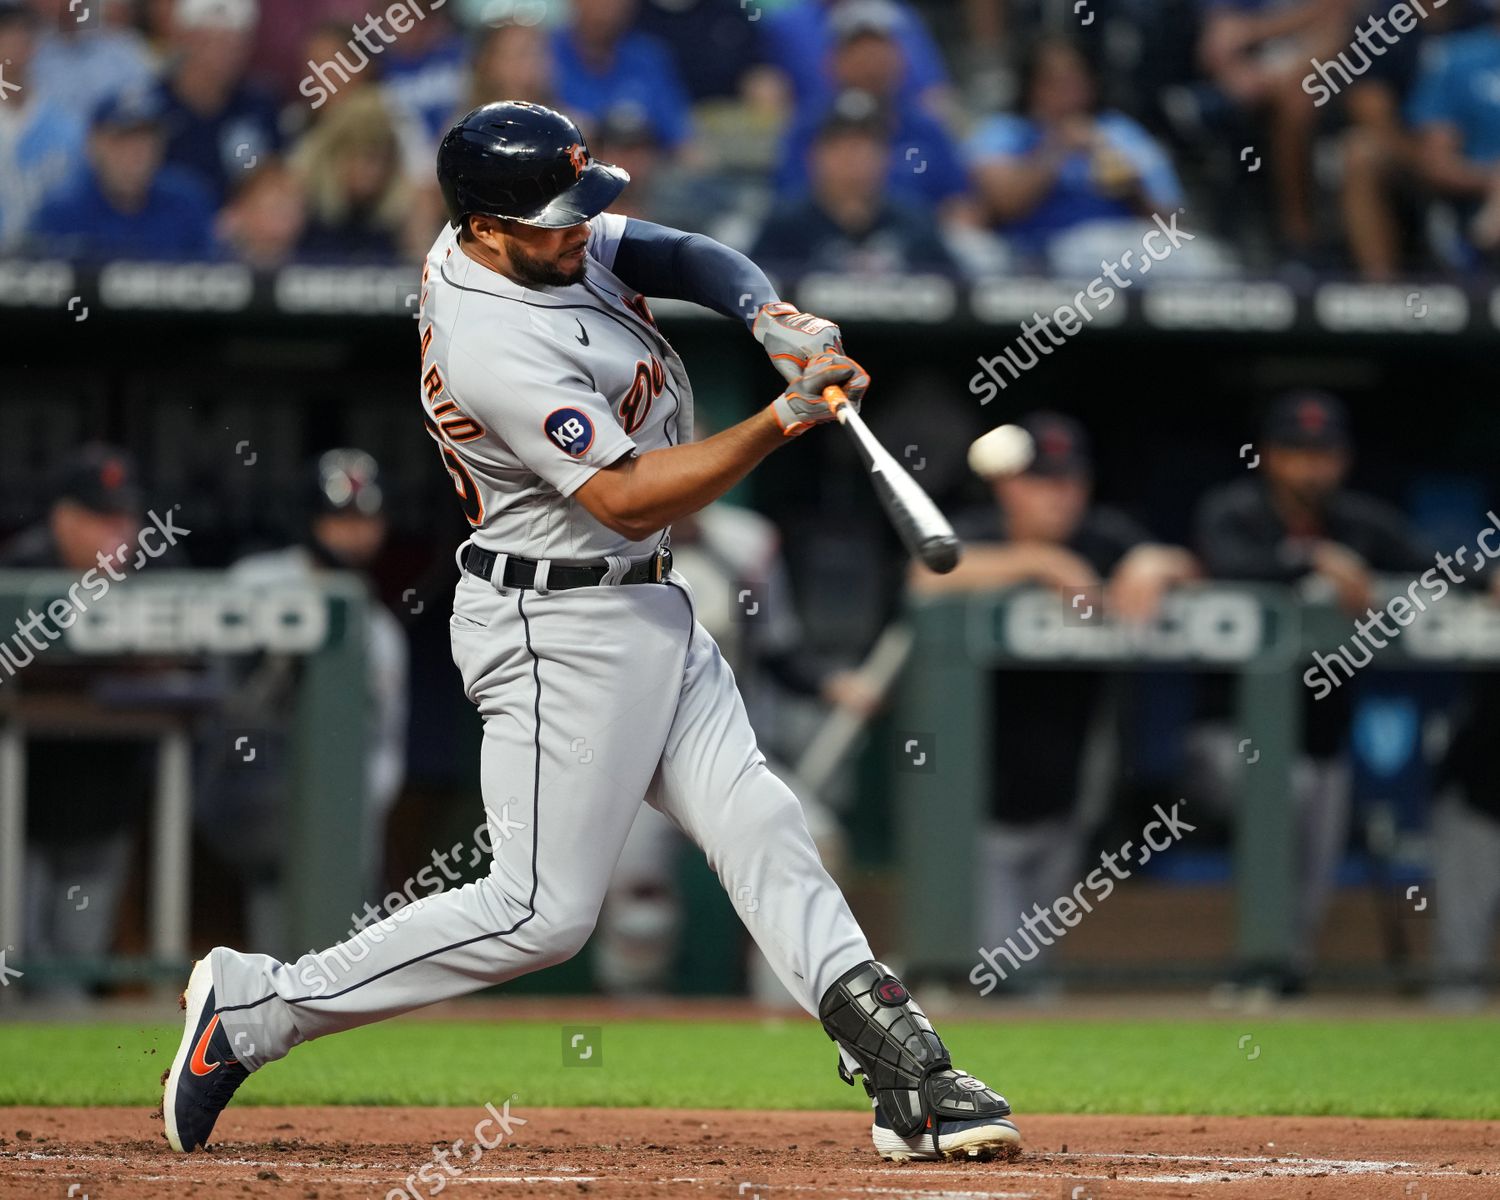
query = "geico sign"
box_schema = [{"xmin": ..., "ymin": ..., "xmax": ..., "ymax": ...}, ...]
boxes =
[
  {"xmin": 66, "ymin": 585, "xmax": 328, "ymax": 654},
  {"xmin": 1001, "ymin": 589, "xmax": 1265, "ymax": 663},
  {"xmin": 1402, "ymin": 598, "xmax": 1500, "ymax": 660}
]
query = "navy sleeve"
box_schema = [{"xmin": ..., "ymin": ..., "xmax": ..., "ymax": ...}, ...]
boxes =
[{"xmin": 612, "ymin": 218, "xmax": 779, "ymax": 326}]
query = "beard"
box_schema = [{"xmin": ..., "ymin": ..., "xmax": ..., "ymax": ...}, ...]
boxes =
[{"xmin": 506, "ymin": 238, "xmax": 587, "ymax": 287}]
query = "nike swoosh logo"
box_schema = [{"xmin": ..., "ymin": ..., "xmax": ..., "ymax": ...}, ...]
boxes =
[
  {"xmin": 574, "ymin": 319, "xmax": 589, "ymax": 346},
  {"xmin": 188, "ymin": 1013, "xmax": 237, "ymax": 1076}
]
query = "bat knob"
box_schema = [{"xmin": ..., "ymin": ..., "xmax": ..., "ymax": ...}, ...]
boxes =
[{"xmin": 922, "ymin": 536, "xmax": 962, "ymax": 574}]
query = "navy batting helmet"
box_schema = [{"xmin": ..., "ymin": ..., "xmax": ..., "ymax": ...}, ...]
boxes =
[{"xmin": 437, "ymin": 101, "xmax": 630, "ymax": 230}]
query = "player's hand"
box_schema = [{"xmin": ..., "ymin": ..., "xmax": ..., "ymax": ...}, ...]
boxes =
[
  {"xmin": 1310, "ymin": 540, "xmax": 1374, "ymax": 615},
  {"xmin": 753, "ymin": 301, "xmax": 844, "ymax": 383},
  {"xmin": 770, "ymin": 351, "xmax": 870, "ymax": 437}
]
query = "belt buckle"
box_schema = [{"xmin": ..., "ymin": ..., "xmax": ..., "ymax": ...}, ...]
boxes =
[{"xmin": 652, "ymin": 547, "xmax": 672, "ymax": 583}]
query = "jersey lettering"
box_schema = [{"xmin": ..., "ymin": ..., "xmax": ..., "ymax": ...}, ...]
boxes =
[{"xmin": 620, "ymin": 356, "xmax": 665, "ymax": 436}]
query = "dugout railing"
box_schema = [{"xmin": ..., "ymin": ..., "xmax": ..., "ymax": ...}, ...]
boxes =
[
  {"xmin": 892, "ymin": 581, "xmax": 1500, "ymax": 983},
  {"xmin": 0, "ymin": 570, "xmax": 368, "ymax": 995}
]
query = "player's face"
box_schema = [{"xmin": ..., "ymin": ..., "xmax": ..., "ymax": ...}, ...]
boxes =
[
  {"xmin": 1264, "ymin": 445, "xmax": 1348, "ymax": 507},
  {"xmin": 90, "ymin": 126, "xmax": 165, "ymax": 203},
  {"xmin": 50, "ymin": 501, "xmax": 140, "ymax": 573},
  {"xmin": 0, "ymin": 19, "xmax": 35, "ymax": 77},
  {"xmin": 313, "ymin": 512, "xmax": 387, "ymax": 567},
  {"xmin": 498, "ymin": 219, "xmax": 592, "ymax": 287},
  {"xmin": 995, "ymin": 472, "xmax": 1090, "ymax": 543},
  {"xmin": 812, "ymin": 131, "xmax": 888, "ymax": 202}
]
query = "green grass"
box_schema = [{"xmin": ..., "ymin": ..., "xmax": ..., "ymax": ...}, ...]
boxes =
[{"xmin": 2, "ymin": 1017, "xmax": 1496, "ymax": 1118}]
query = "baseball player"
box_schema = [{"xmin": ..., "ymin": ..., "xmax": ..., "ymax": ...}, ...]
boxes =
[{"xmin": 163, "ymin": 101, "xmax": 1019, "ymax": 1164}]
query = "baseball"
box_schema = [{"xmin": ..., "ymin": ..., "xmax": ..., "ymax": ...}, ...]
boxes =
[{"xmin": 968, "ymin": 424, "xmax": 1035, "ymax": 479}]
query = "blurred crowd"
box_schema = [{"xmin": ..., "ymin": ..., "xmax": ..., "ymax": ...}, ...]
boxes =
[{"xmin": 7, "ymin": 0, "xmax": 1500, "ymax": 278}]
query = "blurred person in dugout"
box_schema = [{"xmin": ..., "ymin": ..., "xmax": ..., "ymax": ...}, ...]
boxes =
[
  {"xmin": 909, "ymin": 412, "xmax": 1199, "ymax": 993},
  {"xmin": 1190, "ymin": 392, "xmax": 1431, "ymax": 992},
  {"xmin": 204, "ymin": 451, "xmax": 408, "ymax": 952},
  {"xmin": 1434, "ymin": 667, "xmax": 1500, "ymax": 1008},
  {"xmin": 595, "ymin": 490, "xmax": 883, "ymax": 1000},
  {"xmin": 0, "ymin": 446, "xmax": 184, "ymax": 1000}
]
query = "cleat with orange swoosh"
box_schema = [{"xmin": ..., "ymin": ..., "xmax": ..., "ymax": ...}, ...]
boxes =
[{"xmin": 162, "ymin": 956, "xmax": 250, "ymax": 1152}]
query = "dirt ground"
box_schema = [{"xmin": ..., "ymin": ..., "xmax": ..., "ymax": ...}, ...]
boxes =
[{"xmin": 2, "ymin": 1107, "xmax": 1497, "ymax": 1199}]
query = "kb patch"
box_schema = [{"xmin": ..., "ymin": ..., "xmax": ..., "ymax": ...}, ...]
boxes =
[{"xmin": 544, "ymin": 407, "xmax": 595, "ymax": 457}]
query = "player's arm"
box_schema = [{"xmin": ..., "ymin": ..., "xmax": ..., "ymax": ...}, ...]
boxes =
[
  {"xmin": 607, "ymin": 218, "xmax": 845, "ymax": 382},
  {"xmin": 611, "ymin": 218, "xmax": 779, "ymax": 323},
  {"xmin": 574, "ymin": 354, "xmax": 868, "ymax": 540}
]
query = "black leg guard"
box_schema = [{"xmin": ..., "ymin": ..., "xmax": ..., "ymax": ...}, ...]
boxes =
[{"xmin": 818, "ymin": 961, "xmax": 1011, "ymax": 1141}]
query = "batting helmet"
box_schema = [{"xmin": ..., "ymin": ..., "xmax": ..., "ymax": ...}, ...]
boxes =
[{"xmin": 436, "ymin": 101, "xmax": 630, "ymax": 230}]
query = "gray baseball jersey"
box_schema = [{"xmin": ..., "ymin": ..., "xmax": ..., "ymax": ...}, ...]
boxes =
[
  {"xmin": 209, "ymin": 219, "xmax": 873, "ymax": 1069},
  {"xmin": 417, "ymin": 215, "xmax": 692, "ymax": 562}
]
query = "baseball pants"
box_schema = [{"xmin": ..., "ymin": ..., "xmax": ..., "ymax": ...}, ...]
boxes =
[{"xmin": 213, "ymin": 571, "xmax": 873, "ymax": 1068}]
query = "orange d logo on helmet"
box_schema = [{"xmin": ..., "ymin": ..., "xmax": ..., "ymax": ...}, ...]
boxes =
[{"xmin": 566, "ymin": 143, "xmax": 588, "ymax": 179}]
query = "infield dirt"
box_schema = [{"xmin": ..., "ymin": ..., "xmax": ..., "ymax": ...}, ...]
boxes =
[{"xmin": 2, "ymin": 1107, "xmax": 1496, "ymax": 1199}]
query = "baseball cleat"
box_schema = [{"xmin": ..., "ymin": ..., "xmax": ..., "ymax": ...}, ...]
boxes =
[
  {"xmin": 871, "ymin": 1109, "xmax": 1022, "ymax": 1162},
  {"xmin": 869, "ymin": 1069, "xmax": 1022, "ymax": 1162},
  {"xmin": 162, "ymin": 955, "xmax": 250, "ymax": 1152}
]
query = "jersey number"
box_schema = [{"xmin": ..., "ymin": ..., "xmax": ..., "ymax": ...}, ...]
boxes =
[
  {"xmin": 420, "ymin": 340, "xmax": 486, "ymax": 527},
  {"xmin": 620, "ymin": 356, "xmax": 665, "ymax": 436}
]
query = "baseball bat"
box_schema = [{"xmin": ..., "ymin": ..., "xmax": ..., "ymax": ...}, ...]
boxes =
[{"xmin": 823, "ymin": 386, "xmax": 962, "ymax": 573}]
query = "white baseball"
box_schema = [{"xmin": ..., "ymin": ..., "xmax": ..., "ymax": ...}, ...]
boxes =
[{"xmin": 968, "ymin": 424, "xmax": 1034, "ymax": 479}]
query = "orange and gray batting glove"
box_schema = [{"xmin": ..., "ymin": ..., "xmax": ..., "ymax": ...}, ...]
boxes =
[
  {"xmin": 753, "ymin": 301, "xmax": 844, "ymax": 383},
  {"xmin": 769, "ymin": 351, "xmax": 871, "ymax": 437}
]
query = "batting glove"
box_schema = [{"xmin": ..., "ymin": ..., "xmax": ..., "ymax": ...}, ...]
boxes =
[
  {"xmin": 753, "ymin": 301, "xmax": 844, "ymax": 382},
  {"xmin": 770, "ymin": 351, "xmax": 871, "ymax": 437}
]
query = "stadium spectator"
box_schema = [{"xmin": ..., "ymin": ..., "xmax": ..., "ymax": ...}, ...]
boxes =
[
  {"xmin": 753, "ymin": 100, "xmax": 956, "ymax": 273},
  {"xmin": 216, "ymin": 161, "xmax": 308, "ymax": 267},
  {"xmin": 911, "ymin": 412, "xmax": 1199, "ymax": 991},
  {"xmin": 376, "ymin": 0, "xmax": 468, "ymax": 153},
  {"xmin": 151, "ymin": 0, "xmax": 283, "ymax": 204},
  {"xmin": 1335, "ymin": 0, "xmax": 1432, "ymax": 279},
  {"xmin": 31, "ymin": 85, "xmax": 218, "ymax": 259},
  {"xmin": 760, "ymin": 0, "xmax": 953, "ymax": 119},
  {"xmin": 28, "ymin": 0, "xmax": 157, "ymax": 122},
  {"xmin": 0, "ymin": 0, "xmax": 86, "ymax": 250},
  {"xmin": 551, "ymin": 0, "xmax": 694, "ymax": 150},
  {"xmin": 1334, "ymin": 0, "xmax": 1482, "ymax": 277},
  {"xmin": 0, "ymin": 446, "xmax": 171, "ymax": 1001},
  {"xmin": 1191, "ymin": 391, "xmax": 1431, "ymax": 991},
  {"xmin": 213, "ymin": 450, "xmax": 409, "ymax": 950},
  {"xmin": 296, "ymin": 17, "xmax": 386, "ymax": 115},
  {"xmin": 585, "ymin": 104, "xmax": 703, "ymax": 227},
  {"xmin": 1196, "ymin": 0, "xmax": 1351, "ymax": 251},
  {"xmin": 969, "ymin": 36, "xmax": 1185, "ymax": 269},
  {"xmin": 247, "ymin": 0, "xmax": 368, "ymax": 103},
  {"xmin": 465, "ymin": 16, "xmax": 557, "ymax": 111},
  {"xmin": 290, "ymin": 87, "xmax": 420, "ymax": 261},
  {"xmin": 1409, "ymin": 8, "xmax": 1500, "ymax": 264},
  {"xmin": 632, "ymin": 0, "xmax": 777, "ymax": 104},
  {"xmin": 774, "ymin": 4, "xmax": 970, "ymax": 214}
]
